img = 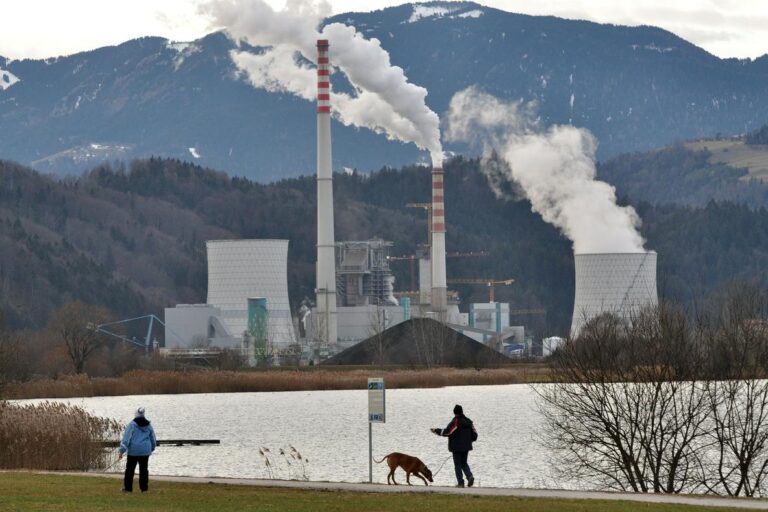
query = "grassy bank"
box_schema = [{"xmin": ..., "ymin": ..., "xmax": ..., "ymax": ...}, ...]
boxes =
[
  {"xmin": 2, "ymin": 366, "xmax": 551, "ymax": 399},
  {"xmin": 0, "ymin": 473, "xmax": 749, "ymax": 512}
]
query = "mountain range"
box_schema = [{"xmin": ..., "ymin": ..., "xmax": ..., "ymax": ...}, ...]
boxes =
[{"xmin": 1, "ymin": 1, "xmax": 767, "ymax": 180}]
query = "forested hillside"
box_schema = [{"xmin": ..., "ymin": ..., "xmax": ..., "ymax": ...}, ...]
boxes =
[
  {"xmin": 598, "ymin": 125, "xmax": 768, "ymax": 208},
  {"xmin": 3, "ymin": 157, "xmax": 768, "ymax": 337}
]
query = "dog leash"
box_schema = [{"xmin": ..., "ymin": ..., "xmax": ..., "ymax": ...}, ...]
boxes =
[{"xmin": 431, "ymin": 455, "xmax": 453, "ymax": 477}]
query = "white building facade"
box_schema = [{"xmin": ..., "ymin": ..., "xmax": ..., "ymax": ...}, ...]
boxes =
[{"xmin": 206, "ymin": 239, "xmax": 296, "ymax": 347}]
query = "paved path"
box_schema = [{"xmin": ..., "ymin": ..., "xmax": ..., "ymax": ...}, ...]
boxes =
[{"xmin": 53, "ymin": 472, "xmax": 768, "ymax": 510}]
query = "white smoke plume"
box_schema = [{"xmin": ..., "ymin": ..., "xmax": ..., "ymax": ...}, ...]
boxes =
[
  {"xmin": 201, "ymin": 0, "xmax": 443, "ymax": 166},
  {"xmin": 445, "ymin": 86, "xmax": 645, "ymax": 254}
]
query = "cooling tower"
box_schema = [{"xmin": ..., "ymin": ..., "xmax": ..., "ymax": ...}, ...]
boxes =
[
  {"xmin": 206, "ymin": 240, "xmax": 295, "ymax": 346},
  {"xmin": 570, "ymin": 251, "xmax": 658, "ymax": 337},
  {"xmin": 315, "ymin": 38, "xmax": 338, "ymax": 344}
]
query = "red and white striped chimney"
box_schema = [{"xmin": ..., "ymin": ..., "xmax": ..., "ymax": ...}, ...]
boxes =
[
  {"xmin": 430, "ymin": 166, "xmax": 448, "ymax": 316},
  {"xmin": 315, "ymin": 39, "xmax": 337, "ymax": 344}
]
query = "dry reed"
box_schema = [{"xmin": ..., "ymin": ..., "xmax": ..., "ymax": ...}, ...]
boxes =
[
  {"xmin": 0, "ymin": 401, "xmax": 121, "ymax": 470},
  {"xmin": 3, "ymin": 366, "xmax": 551, "ymax": 400}
]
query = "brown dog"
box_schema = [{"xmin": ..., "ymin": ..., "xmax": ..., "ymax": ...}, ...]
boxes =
[{"xmin": 374, "ymin": 452, "xmax": 434, "ymax": 486}]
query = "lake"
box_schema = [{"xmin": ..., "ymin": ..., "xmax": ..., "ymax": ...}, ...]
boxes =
[{"xmin": 25, "ymin": 384, "xmax": 570, "ymax": 489}]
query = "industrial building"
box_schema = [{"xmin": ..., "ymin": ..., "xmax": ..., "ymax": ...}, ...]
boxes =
[
  {"xmin": 158, "ymin": 37, "xmax": 661, "ymax": 365},
  {"xmin": 332, "ymin": 240, "xmax": 407, "ymax": 346},
  {"xmin": 163, "ymin": 239, "xmax": 296, "ymax": 355},
  {"xmin": 336, "ymin": 240, "xmax": 399, "ymax": 307},
  {"xmin": 570, "ymin": 251, "xmax": 659, "ymax": 337}
]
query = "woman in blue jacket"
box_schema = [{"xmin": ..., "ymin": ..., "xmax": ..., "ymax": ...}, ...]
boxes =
[{"xmin": 118, "ymin": 407, "xmax": 157, "ymax": 493}]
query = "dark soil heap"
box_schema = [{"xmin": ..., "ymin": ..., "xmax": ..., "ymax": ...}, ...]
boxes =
[{"xmin": 323, "ymin": 318, "xmax": 511, "ymax": 367}]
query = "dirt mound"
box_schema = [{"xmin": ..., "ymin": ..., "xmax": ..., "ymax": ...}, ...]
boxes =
[{"xmin": 323, "ymin": 318, "xmax": 510, "ymax": 367}]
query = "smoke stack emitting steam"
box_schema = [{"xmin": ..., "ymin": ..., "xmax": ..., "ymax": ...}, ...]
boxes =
[
  {"xmin": 204, "ymin": 0, "xmax": 448, "ymax": 315},
  {"xmin": 203, "ymin": 0, "xmax": 443, "ymax": 164},
  {"xmin": 315, "ymin": 39, "xmax": 337, "ymax": 344}
]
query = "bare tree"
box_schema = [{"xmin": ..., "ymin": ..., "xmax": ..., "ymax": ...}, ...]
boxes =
[
  {"xmin": 700, "ymin": 284, "xmax": 768, "ymax": 497},
  {"xmin": 0, "ymin": 331, "xmax": 29, "ymax": 393},
  {"xmin": 411, "ymin": 317, "xmax": 451, "ymax": 368},
  {"xmin": 48, "ymin": 301, "xmax": 114, "ymax": 374},
  {"xmin": 367, "ymin": 305, "xmax": 392, "ymax": 367},
  {"xmin": 536, "ymin": 305, "xmax": 710, "ymax": 494}
]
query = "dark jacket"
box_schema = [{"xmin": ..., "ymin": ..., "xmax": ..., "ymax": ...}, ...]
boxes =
[
  {"xmin": 119, "ymin": 416, "xmax": 157, "ymax": 457},
  {"xmin": 440, "ymin": 414, "xmax": 476, "ymax": 452}
]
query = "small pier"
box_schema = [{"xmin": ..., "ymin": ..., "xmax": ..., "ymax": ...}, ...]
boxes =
[{"xmin": 98, "ymin": 439, "xmax": 220, "ymax": 447}]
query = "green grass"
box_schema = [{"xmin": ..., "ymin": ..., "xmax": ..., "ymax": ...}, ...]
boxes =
[
  {"xmin": 686, "ymin": 139, "xmax": 768, "ymax": 181},
  {"xmin": 0, "ymin": 472, "xmax": 751, "ymax": 512}
]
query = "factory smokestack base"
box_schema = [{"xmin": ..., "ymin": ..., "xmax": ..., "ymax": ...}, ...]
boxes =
[
  {"xmin": 430, "ymin": 166, "xmax": 448, "ymax": 316},
  {"xmin": 316, "ymin": 39, "xmax": 338, "ymax": 344}
]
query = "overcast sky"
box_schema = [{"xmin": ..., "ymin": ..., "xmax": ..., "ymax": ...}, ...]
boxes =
[{"xmin": 1, "ymin": 0, "xmax": 766, "ymax": 61}]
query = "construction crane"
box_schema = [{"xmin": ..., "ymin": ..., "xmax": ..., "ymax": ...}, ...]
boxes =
[
  {"xmin": 447, "ymin": 278, "xmax": 515, "ymax": 303},
  {"xmin": 87, "ymin": 314, "xmax": 180, "ymax": 354},
  {"xmin": 389, "ymin": 251, "xmax": 489, "ymax": 289}
]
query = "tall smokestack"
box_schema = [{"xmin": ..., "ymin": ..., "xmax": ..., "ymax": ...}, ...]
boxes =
[
  {"xmin": 315, "ymin": 39, "xmax": 337, "ymax": 344},
  {"xmin": 430, "ymin": 166, "xmax": 448, "ymax": 316}
]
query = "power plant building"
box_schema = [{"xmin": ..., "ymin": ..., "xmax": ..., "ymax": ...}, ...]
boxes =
[
  {"xmin": 206, "ymin": 239, "xmax": 295, "ymax": 346},
  {"xmin": 570, "ymin": 251, "xmax": 658, "ymax": 337},
  {"xmin": 163, "ymin": 239, "xmax": 296, "ymax": 350},
  {"xmin": 332, "ymin": 240, "xmax": 405, "ymax": 345},
  {"xmin": 336, "ymin": 240, "xmax": 399, "ymax": 307}
]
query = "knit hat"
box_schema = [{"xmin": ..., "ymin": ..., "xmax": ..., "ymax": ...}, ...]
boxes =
[
  {"xmin": 453, "ymin": 404, "xmax": 463, "ymax": 415},
  {"xmin": 135, "ymin": 407, "xmax": 146, "ymax": 418}
]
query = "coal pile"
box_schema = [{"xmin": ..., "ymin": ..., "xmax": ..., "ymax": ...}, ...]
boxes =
[{"xmin": 323, "ymin": 318, "xmax": 510, "ymax": 367}]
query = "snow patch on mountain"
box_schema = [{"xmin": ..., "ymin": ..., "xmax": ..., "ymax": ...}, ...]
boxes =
[
  {"xmin": 30, "ymin": 143, "xmax": 133, "ymax": 170},
  {"xmin": 631, "ymin": 43, "xmax": 674, "ymax": 53},
  {"xmin": 188, "ymin": 147, "xmax": 201, "ymax": 159},
  {"xmin": 168, "ymin": 41, "xmax": 192, "ymax": 53},
  {"xmin": 457, "ymin": 9, "xmax": 483, "ymax": 18},
  {"xmin": 406, "ymin": 3, "xmax": 482, "ymax": 23},
  {"xmin": 167, "ymin": 41, "xmax": 200, "ymax": 71},
  {"xmin": 407, "ymin": 5, "xmax": 457, "ymax": 23},
  {"xmin": 0, "ymin": 68, "xmax": 20, "ymax": 90}
]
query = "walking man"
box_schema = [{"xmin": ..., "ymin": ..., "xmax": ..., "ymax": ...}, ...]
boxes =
[
  {"xmin": 431, "ymin": 404, "xmax": 477, "ymax": 487},
  {"xmin": 118, "ymin": 407, "xmax": 157, "ymax": 493}
]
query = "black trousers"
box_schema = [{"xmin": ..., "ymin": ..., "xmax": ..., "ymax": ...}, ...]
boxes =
[
  {"xmin": 124, "ymin": 455, "xmax": 149, "ymax": 492},
  {"xmin": 452, "ymin": 451, "xmax": 473, "ymax": 485}
]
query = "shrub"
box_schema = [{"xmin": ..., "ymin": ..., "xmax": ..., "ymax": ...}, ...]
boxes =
[{"xmin": 0, "ymin": 401, "xmax": 120, "ymax": 470}]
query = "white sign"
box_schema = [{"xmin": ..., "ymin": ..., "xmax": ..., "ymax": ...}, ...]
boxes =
[{"xmin": 368, "ymin": 378, "xmax": 385, "ymax": 423}]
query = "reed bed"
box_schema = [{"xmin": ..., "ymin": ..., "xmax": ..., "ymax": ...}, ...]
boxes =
[
  {"xmin": 0, "ymin": 401, "xmax": 121, "ymax": 470},
  {"xmin": 3, "ymin": 366, "xmax": 551, "ymax": 399}
]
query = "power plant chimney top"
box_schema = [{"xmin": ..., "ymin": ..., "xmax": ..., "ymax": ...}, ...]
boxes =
[
  {"xmin": 317, "ymin": 39, "xmax": 329, "ymax": 48},
  {"xmin": 574, "ymin": 250, "xmax": 657, "ymax": 256}
]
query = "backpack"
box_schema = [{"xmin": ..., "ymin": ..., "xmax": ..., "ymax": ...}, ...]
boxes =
[{"xmin": 471, "ymin": 424, "xmax": 478, "ymax": 442}]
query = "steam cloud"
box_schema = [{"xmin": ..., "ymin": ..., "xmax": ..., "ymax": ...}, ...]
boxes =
[
  {"xmin": 445, "ymin": 86, "xmax": 645, "ymax": 254},
  {"xmin": 201, "ymin": 0, "xmax": 443, "ymax": 166}
]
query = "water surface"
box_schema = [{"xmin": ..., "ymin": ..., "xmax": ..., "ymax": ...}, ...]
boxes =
[{"xmin": 27, "ymin": 384, "xmax": 566, "ymax": 488}]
